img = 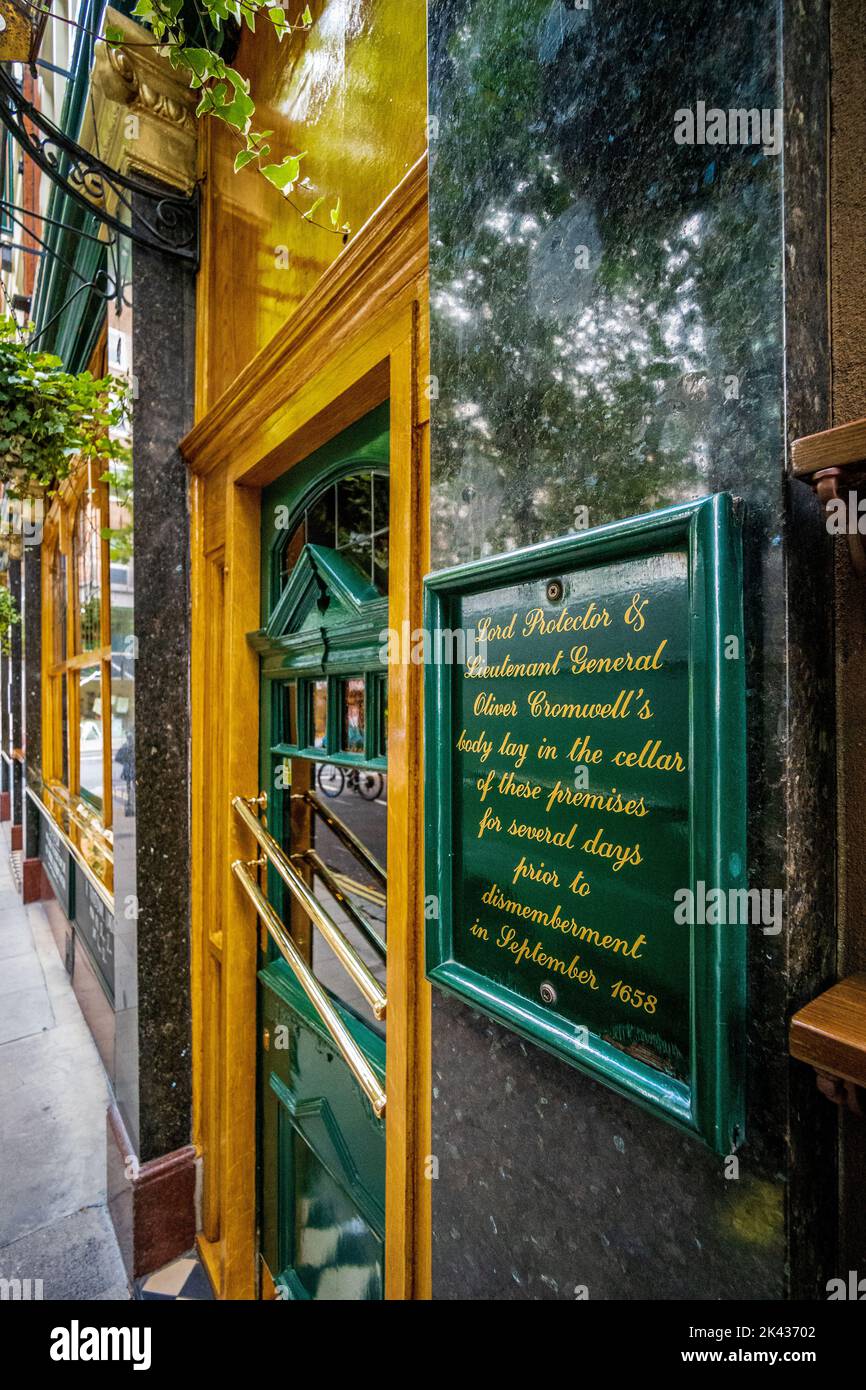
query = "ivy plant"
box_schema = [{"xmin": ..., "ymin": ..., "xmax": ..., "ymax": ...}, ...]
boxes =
[
  {"xmin": 0, "ymin": 583, "xmax": 21, "ymax": 656},
  {"xmin": 0, "ymin": 317, "xmax": 130, "ymax": 495},
  {"xmin": 105, "ymin": 2, "xmax": 350, "ymax": 234}
]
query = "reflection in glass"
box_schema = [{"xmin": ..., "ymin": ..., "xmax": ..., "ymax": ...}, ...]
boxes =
[
  {"xmin": 52, "ymin": 551, "xmax": 67, "ymax": 664},
  {"xmin": 305, "ymin": 487, "xmax": 334, "ymax": 549},
  {"xmin": 75, "ymin": 493, "xmax": 102, "ymax": 651},
  {"xmin": 60, "ymin": 676, "xmax": 69, "ymax": 787},
  {"xmin": 337, "ymin": 476, "xmax": 373, "ymax": 566},
  {"xmin": 78, "ymin": 665, "xmax": 103, "ymax": 811},
  {"xmin": 284, "ymin": 681, "xmax": 298, "ymax": 745},
  {"xmin": 341, "ymin": 678, "xmax": 365, "ymax": 754},
  {"xmin": 278, "ymin": 518, "xmax": 306, "ymax": 594},
  {"xmin": 111, "ymin": 690, "xmax": 134, "ymax": 818},
  {"xmin": 312, "ymin": 680, "xmax": 327, "ymax": 749},
  {"xmin": 428, "ymin": 0, "xmax": 783, "ymax": 563},
  {"xmin": 379, "ymin": 679, "xmax": 388, "ymax": 758},
  {"xmin": 278, "ymin": 469, "xmax": 390, "ymax": 595}
]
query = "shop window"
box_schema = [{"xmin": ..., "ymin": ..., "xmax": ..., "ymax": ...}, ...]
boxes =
[{"xmin": 42, "ymin": 460, "xmax": 116, "ymax": 885}]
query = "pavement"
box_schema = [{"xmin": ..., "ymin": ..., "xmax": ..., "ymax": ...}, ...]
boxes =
[{"xmin": 0, "ymin": 823, "xmax": 129, "ymax": 1301}]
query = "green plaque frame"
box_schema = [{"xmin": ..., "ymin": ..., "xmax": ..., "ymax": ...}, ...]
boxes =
[{"xmin": 424, "ymin": 494, "xmax": 746, "ymax": 1153}]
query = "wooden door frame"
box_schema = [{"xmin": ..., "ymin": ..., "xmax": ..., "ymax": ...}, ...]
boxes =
[{"xmin": 182, "ymin": 155, "xmax": 431, "ymax": 1301}]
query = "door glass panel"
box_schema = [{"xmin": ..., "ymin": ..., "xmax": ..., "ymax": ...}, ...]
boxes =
[
  {"xmin": 311, "ymin": 680, "xmax": 327, "ymax": 749},
  {"xmin": 284, "ymin": 681, "xmax": 298, "ymax": 746},
  {"xmin": 79, "ymin": 665, "xmax": 103, "ymax": 810},
  {"xmin": 277, "ymin": 468, "xmax": 389, "ymax": 596},
  {"xmin": 308, "ymin": 764, "xmax": 387, "ymax": 1036},
  {"xmin": 379, "ymin": 679, "xmax": 388, "ymax": 757},
  {"xmin": 341, "ymin": 679, "xmax": 365, "ymax": 754},
  {"xmin": 305, "ymin": 486, "xmax": 334, "ymax": 548}
]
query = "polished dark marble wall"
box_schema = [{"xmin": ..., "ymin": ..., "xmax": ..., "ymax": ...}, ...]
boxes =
[
  {"xmin": 116, "ymin": 191, "xmax": 196, "ymax": 1164},
  {"xmin": 9, "ymin": 557, "xmax": 23, "ymax": 830},
  {"xmin": 428, "ymin": 0, "xmax": 836, "ymax": 1299},
  {"xmin": 22, "ymin": 544, "xmax": 41, "ymax": 862}
]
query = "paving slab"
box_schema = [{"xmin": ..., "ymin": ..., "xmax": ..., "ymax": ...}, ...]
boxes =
[
  {"xmin": 0, "ymin": 839, "xmax": 127, "ymax": 1296},
  {"xmin": 0, "ymin": 1205, "xmax": 129, "ymax": 1301}
]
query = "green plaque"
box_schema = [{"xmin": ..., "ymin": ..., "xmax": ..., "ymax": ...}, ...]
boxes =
[{"xmin": 424, "ymin": 494, "xmax": 746, "ymax": 1152}]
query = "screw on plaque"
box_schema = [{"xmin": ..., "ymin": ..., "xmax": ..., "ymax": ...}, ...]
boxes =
[
  {"xmin": 546, "ymin": 577, "xmax": 564, "ymax": 603},
  {"xmin": 539, "ymin": 981, "xmax": 557, "ymax": 1006}
]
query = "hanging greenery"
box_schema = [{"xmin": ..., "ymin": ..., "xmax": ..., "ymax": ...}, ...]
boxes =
[
  {"xmin": 105, "ymin": 2, "xmax": 350, "ymax": 234},
  {"xmin": 0, "ymin": 582, "xmax": 21, "ymax": 656},
  {"xmin": 0, "ymin": 317, "xmax": 130, "ymax": 496}
]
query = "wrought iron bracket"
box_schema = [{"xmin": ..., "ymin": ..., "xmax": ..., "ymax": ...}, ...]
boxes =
[{"xmin": 0, "ymin": 64, "xmax": 198, "ymax": 265}]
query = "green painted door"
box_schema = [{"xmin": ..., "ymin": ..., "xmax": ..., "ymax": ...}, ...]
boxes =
[{"xmin": 255, "ymin": 405, "xmax": 389, "ymax": 1301}]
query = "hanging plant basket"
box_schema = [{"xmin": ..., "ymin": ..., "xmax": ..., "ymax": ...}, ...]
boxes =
[{"xmin": 0, "ymin": 317, "xmax": 129, "ymax": 497}]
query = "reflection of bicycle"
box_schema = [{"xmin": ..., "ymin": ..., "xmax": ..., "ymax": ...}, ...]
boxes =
[{"xmin": 318, "ymin": 763, "xmax": 384, "ymax": 801}]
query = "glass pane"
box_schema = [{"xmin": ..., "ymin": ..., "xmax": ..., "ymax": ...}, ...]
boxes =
[
  {"xmin": 60, "ymin": 676, "xmax": 68, "ymax": 787},
  {"xmin": 305, "ymin": 486, "xmax": 335, "ymax": 548},
  {"xmin": 52, "ymin": 551, "xmax": 67, "ymax": 664},
  {"xmin": 111, "ymin": 689, "xmax": 134, "ymax": 818},
  {"xmin": 75, "ymin": 493, "xmax": 102, "ymax": 652},
  {"xmin": 373, "ymin": 472, "xmax": 389, "ymax": 534},
  {"xmin": 311, "ymin": 680, "xmax": 327, "ymax": 749},
  {"xmin": 341, "ymin": 678, "xmax": 365, "ymax": 754},
  {"xmin": 284, "ymin": 681, "xmax": 298, "ymax": 745},
  {"xmin": 78, "ymin": 665, "xmax": 103, "ymax": 812},
  {"xmin": 379, "ymin": 679, "xmax": 388, "ymax": 757},
  {"xmin": 336, "ymin": 474, "xmax": 372, "ymax": 549},
  {"xmin": 372, "ymin": 533, "xmax": 389, "ymax": 594},
  {"xmin": 278, "ymin": 519, "xmax": 306, "ymax": 592}
]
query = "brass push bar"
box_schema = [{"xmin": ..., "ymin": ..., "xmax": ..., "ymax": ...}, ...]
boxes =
[
  {"xmin": 300, "ymin": 789, "xmax": 387, "ymax": 889},
  {"xmin": 232, "ymin": 858, "xmax": 387, "ymax": 1118},
  {"xmin": 299, "ymin": 848, "xmax": 387, "ymax": 963},
  {"xmin": 232, "ymin": 796, "xmax": 386, "ymax": 1021}
]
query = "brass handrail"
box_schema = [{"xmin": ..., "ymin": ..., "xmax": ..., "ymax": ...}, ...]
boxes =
[
  {"xmin": 232, "ymin": 795, "xmax": 386, "ymax": 1021},
  {"xmin": 299, "ymin": 848, "xmax": 387, "ymax": 962},
  {"xmin": 300, "ymin": 789, "xmax": 387, "ymax": 889},
  {"xmin": 232, "ymin": 859, "xmax": 386, "ymax": 1118}
]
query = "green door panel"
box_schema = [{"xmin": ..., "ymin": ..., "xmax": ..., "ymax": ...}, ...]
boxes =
[
  {"xmin": 257, "ymin": 405, "xmax": 389, "ymax": 1302},
  {"xmin": 261, "ymin": 964, "xmax": 386, "ymax": 1301}
]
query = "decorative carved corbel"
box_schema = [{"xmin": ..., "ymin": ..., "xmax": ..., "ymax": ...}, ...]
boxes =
[{"xmin": 80, "ymin": 7, "xmax": 198, "ymax": 199}]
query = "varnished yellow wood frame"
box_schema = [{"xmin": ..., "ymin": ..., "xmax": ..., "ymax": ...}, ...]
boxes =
[
  {"xmin": 40, "ymin": 456, "xmax": 116, "ymax": 891},
  {"xmin": 183, "ymin": 154, "xmax": 431, "ymax": 1300}
]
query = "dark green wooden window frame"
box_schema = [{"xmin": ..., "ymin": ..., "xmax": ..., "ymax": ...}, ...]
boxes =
[{"xmin": 271, "ymin": 672, "xmax": 387, "ymax": 771}]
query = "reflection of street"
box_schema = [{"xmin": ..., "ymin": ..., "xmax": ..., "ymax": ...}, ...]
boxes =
[
  {"xmin": 113, "ymin": 730, "xmax": 135, "ymax": 817},
  {"xmin": 314, "ymin": 779, "xmax": 387, "ymax": 878},
  {"xmin": 309, "ymin": 779, "xmax": 387, "ymax": 1030}
]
